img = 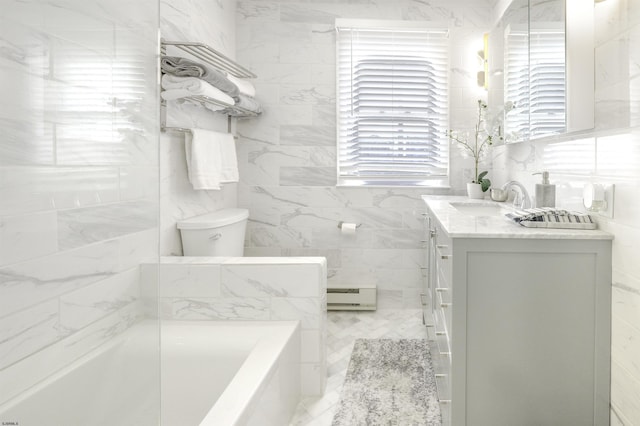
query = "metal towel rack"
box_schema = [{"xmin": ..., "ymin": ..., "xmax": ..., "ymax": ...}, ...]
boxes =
[
  {"xmin": 160, "ymin": 39, "xmax": 259, "ymax": 130},
  {"xmin": 161, "ymin": 39, "xmax": 256, "ymax": 79}
]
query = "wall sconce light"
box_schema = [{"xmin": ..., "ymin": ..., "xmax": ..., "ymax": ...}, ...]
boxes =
[{"xmin": 477, "ymin": 33, "xmax": 489, "ymax": 89}]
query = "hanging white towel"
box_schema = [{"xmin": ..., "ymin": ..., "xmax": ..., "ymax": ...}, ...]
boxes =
[{"xmin": 184, "ymin": 129, "xmax": 238, "ymax": 190}]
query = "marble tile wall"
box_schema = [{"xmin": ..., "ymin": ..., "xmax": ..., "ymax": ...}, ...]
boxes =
[
  {"xmin": 235, "ymin": 0, "xmax": 494, "ymax": 308},
  {"xmin": 0, "ymin": 0, "xmax": 159, "ymax": 407},
  {"xmin": 140, "ymin": 256, "xmax": 328, "ymax": 396},
  {"xmin": 160, "ymin": 0, "xmax": 240, "ymax": 256},
  {"xmin": 492, "ymin": 0, "xmax": 640, "ymax": 423}
]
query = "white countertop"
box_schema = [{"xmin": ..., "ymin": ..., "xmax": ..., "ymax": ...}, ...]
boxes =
[{"xmin": 422, "ymin": 195, "xmax": 614, "ymax": 240}]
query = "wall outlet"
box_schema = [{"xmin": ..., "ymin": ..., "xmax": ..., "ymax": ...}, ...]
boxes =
[{"xmin": 597, "ymin": 184, "xmax": 615, "ymax": 219}]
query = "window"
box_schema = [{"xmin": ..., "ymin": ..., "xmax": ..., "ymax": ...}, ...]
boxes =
[{"xmin": 336, "ymin": 19, "xmax": 450, "ymax": 187}]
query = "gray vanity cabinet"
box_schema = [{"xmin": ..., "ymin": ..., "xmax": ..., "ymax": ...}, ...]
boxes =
[{"xmin": 423, "ymin": 203, "xmax": 611, "ymax": 426}]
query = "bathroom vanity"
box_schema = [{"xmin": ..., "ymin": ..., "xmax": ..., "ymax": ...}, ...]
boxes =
[{"xmin": 422, "ymin": 196, "xmax": 612, "ymax": 426}]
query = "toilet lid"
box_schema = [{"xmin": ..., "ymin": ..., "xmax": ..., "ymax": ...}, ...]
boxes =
[{"xmin": 177, "ymin": 208, "xmax": 249, "ymax": 230}]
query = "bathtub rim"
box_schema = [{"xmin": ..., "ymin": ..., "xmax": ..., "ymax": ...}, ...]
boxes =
[{"xmin": 193, "ymin": 320, "xmax": 301, "ymax": 426}]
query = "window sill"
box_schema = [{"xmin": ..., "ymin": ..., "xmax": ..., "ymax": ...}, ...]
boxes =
[{"xmin": 337, "ymin": 178, "xmax": 450, "ymax": 188}]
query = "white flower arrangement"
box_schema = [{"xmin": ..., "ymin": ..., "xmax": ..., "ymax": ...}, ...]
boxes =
[{"xmin": 448, "ymin": 100, "xmax": 503, "ymax": 192}]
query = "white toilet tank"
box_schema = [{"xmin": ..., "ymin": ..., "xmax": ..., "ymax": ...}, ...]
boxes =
[{"xmin": 177, "ymin": 208, "xmax": 249, "ymax": 256}]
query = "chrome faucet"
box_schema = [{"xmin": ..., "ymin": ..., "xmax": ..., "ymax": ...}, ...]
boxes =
[{"xmin": 501, "ymin": 180, "xmax": 531, "ymax": 209}]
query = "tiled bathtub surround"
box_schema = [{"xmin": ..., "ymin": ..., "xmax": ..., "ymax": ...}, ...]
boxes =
[
  {"xmin": 236, "ymin": 0, "xmax": 494, "ymax": 308},
  {"xmin": 0, "ymin": 0, "xmax": 159, "ymax": 409},
  {"xmin": 140, "ymin": 256, "xmax": 328, "ymax": 396},
  {"xmin": 491, "ymin": 0, "xmax": 640, "ymax": 423}
]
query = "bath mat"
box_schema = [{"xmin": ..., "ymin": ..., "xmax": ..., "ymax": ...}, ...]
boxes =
[{"xmin": 332, "ymin": 339, "xmax": 441, "ymax": 426}]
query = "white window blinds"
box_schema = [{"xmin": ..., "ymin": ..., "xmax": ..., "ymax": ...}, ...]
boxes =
[
  {"xmin": 504, "ymin": 25, "xmax": 566, "ymax": 141},
  {"xmin": 504, "ymin": 27, "xmax": 530, "ymax": 140},
  {"xmin": 336, "ymin": 20, "xmax": 449, "ymax": 186},
  {"xmin": 529, "ymin": 28, "xmax": 566, "ymax": 137}
]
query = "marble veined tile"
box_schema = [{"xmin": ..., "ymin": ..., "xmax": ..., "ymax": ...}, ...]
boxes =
[
  {"xmin": 118, "ymin": 229, "xmax": 158, "ymax": 271},
  {"xmin": 161, "ymin": 0, "xmax": 235, "ymax": 57},
  {"xmin": 280, "ymin": 167, "xmax": 336, "ymax": 186},
  {"xmin": 279, "ymin": 208, "xmax": 342, "ymax": 229},
  {"xmin": 57, "ymin": 200, "xmax": 157, "ymax": 251},
  {"xmin": 371, "ymin": 229, "xmax": 423, "ymax": 249},
  {"xmin": 341, "ymin": 249, "xmax": 404, "ymax": 270},
  {"xmin": 310, "ymin": 227, "xmax": 373, "ymax": 250},
  {"xmin": 0, "ymin": 166, "xmax": 121, "ymax": 216},
  {"xmin": 244, "ymin": 186, "xmax": 354, "ymax": 210},
  {"xmin": 280, "ymin": 4, "xmax": 339, "ymax": 24},
  {"xmin": 245, "ymin": 21, "xmax": 313, "ymax": 47},
  {"xmin": 0, "ymin": 240, "xmax": 120, "ymax": 317},
  {"xmin": 270, "ymin": 297, "xmax": 322, "ymax": 330},
  {"xmin": 370, "ymin": 189, "xmax": 424, "ymax": 209},
  {"xmin": 280, "ymin": 207, "xmax": 403, "ymax": 230},
  {"xmin": 0, "ymin": 17, "xmax": 51, "ymax": 76},
  {"xmin": 237, "ymin": 1, "xmax": 279, "ymax": 21},
  {"xmin": 280, "ymin": 125, "xmax": 335, "ymax": 146},
  {"xmin": 0, "ymin": 117, "xmax": 53, "ymax": 167},
  {"xmin": 312, "ymin": 104, "xmax": 337, "ymax": 127},
  {"xmin": 282, "ymin": 248, "xmax": 342, "ymax": 269},
  {"xmin": 59, "ymin": 268, "xmax": 139, "ymax": 332},
  {"xmin": 611, "ymin": 360, "xmax": 640, "ymax": 424},
  {"xmin": 0, "ymin": 300, "xmax": 59, "ymax": 370},
  {"xmin": 280, "ymin": 85, "xmax": 334, "ymax": 105},
  {"xmin": 158, "ymin": 264, "xmax": 221, "ymax": 298},
  {"xmin": 279, "ymin": 41, "xmax": 335, "ymax": 65},
  {"xmin": 119, "ymin": 167, "xmax": 159, "ymax": 201},
  {"xmin": 169, "ymin": 297, "xmax": 270, "ymax": 321},
  {"xmin": 246, "ymin": 222, "xmax": 312, "ymax": 248},
  {"xmin": 221, "ymin": 263, "xmax": 322, "ymax": 298},
  {"xmin": 0, "ymin": 211, "xmax": 58, "ymax": 267},
  {"xmin": 253, "ymin": 63, "xmax": 311, "ymax": 85},
  {"xmin": 611, "ymin": 312, "xmax": 640, "ymax": 379}
]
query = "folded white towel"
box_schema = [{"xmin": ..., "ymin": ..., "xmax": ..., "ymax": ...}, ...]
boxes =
[
  {"xmin": 184, "ymin": 129, "xmax": 238, "ymax": 191},
  {"xmin": 226, "ymin": 73, "xmax": 256, "ymax": 98},
  {"xmin": 161, "ymin": 74, "xmax": 235, "ymax": 110}
]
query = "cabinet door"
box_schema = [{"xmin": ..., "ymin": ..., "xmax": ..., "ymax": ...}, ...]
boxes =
[{"xmin": 464, "ymin": 247, "xmax": 600, "ymax": 426}]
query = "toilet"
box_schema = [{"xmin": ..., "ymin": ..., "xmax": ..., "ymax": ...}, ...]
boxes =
[{"xmin": 177, "ymin": 208, "xmax": 249, "ymax": 256}]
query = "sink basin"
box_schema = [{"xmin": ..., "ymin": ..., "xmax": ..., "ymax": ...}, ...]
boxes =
[{"xmin": 449, "ymin": 202, "xmax": 508, "ymax": 217}]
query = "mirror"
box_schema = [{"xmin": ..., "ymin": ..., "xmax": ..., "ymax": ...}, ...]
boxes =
[{"xmin": 488, "ymin": 0, "xmax": 594, "ymax": 144}]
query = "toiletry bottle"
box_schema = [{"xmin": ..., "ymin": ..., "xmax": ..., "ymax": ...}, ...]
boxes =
[{"xmin": 533, "ymin": 171, "xmax": 555, "ymax": 208}]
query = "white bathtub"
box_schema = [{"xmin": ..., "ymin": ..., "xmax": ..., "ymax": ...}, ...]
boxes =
[
  {"xmin": 162, "ymin": 320, "xmax": 301, "ymax": 426},
  {"xmin": 0, "ymin": 320, "xmax": 301, "ymax": 426}
]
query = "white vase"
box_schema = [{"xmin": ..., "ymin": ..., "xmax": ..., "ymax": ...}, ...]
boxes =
[{"xmin": 467, "ymin": 182, "xmax": 485, "ymax": 199}]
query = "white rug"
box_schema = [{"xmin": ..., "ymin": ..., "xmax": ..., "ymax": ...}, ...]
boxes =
[{"xmin": 332, "ymin": 339, "xmax": 441, "ymax": 426}]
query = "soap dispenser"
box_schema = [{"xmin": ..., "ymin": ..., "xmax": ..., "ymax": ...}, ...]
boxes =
[{"xmin": 533, "ymin": 171, "xmax": 556, "ymax": 208}]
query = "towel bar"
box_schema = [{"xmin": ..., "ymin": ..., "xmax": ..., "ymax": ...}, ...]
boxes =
[{"xmin": 161, "ymin": 126, "xmax": 238, "ymax": 140}]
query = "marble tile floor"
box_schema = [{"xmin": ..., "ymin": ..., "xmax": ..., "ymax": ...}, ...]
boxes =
[{"xmin": 289, "ymin": 309, "xmax": 431, "ymax": 426}]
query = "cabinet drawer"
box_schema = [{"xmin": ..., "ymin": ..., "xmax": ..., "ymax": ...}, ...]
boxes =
[
  {"xmin": 433, "ymin": 308, "xmax": 451, "ymax": 356},
  {"xmin": 436, "ymin": 288, "xmax": 452, "ymax": 336},
  {"xmin": 436, "ymin": 247, "xmax": 452, "ymax": 289},
  {"xmin": 431, "ymin": 344, "xmax": 450, "ymax": 377},
  {"xmin": 435, "ymin": 372, "xmax": 451, "ymax": 400},
  {"xmin": 439, "ymin": 399, "xmax": 451, "ymax": 426}
]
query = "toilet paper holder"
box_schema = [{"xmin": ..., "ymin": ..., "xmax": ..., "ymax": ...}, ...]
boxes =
[{"xmin": 337, "ymin": 221, "xmax": 362, "ymax": 229}]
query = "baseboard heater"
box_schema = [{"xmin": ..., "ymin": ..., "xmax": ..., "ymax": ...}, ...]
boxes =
[{"xmin": 327, "ymin": 284, "xmax": 376, "ymax": 311}]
